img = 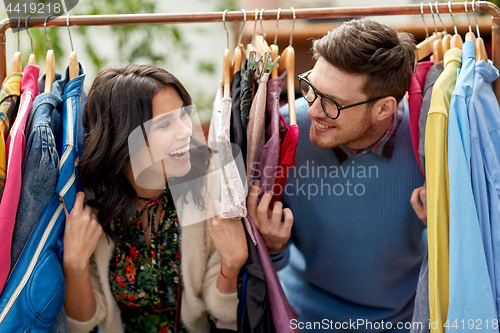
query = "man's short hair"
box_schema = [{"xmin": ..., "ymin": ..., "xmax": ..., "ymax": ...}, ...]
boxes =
[{"xmin": 312, "ymin": 19, "xmax": 416, "ymax": 103}]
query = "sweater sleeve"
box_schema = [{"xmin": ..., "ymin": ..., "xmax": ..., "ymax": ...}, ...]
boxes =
[
  {"xmin": 201, "ymin": 228, "xmax": 239, "ymax": 324},
  {"xmin": 271, "ymin": 243, "xmax": 290, "ymax": 271},
  {"xmin": 66, "ymin": 253, "xmax": 107, "ymax": 333}
]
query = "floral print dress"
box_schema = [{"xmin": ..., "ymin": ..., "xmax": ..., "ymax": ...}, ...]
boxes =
[{"xmin": 109, "ymin": 189, "xmax": 186, "ymax": 333}]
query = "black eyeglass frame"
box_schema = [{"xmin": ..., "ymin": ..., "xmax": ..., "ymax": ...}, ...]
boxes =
[{"xmin": 297, "ymin": 69, "xmax": 389, "ymax": 120}]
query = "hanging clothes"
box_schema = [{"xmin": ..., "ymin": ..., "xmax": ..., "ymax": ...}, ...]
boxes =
[
  {"xmin": 240, "ymin": 62, "xmax": 254, "ymax": 133},
  {"xmin": 219, "ymin": 95, "xmax": 247, "ymax": 218},
  {"xmin": 208, "ymin": 85, "xmax": 223, "ymax": 152},
  {"xmin": 446, "ymin": 40, "xmax": 498, "ymax": 329},
  {"xmin": 0, "ymin": 63, "xmax": 85, "ymax": 331},
  {"xmin": 425, "ymin": 47, "xmax": 461, "ymax": 333},
  {"xmin": 246, "ymin": 72, "xmax": 270, "ymax": 188},
  {"xmin": 469, "ymin": 59, "xmax": 500, "ymax": 320},
  {"xmin": 0, "ymin": 64, "xmax": 39, "ymax": 293},
  {"xmin": 408, "ymin": 61, "xmax": 432, "ymax": 175},
  {"xmin": 230, "ymin": 67, "xmax": 247, "ymax": 167},
  {"xmin": 0, "ymin": 72, "xmax": 22, "ymax": 200},
  {"xmin": 254, "ymin": 76, "xmax": 284, "ymax": 195},
  {"xmin": 418, "ymin": 61, "xmax": 444, "ymax": 171},
  {"xmin": 10, "ymin": 72, "xmax": 63, "ymax": 271}
]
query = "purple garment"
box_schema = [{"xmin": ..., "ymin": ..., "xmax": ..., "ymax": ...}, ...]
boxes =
[
  {"xmin": 247, "ymin": 215, "xmax": 299, "ymax": 333},
  {"xmin": 254, "ymin": 77, "xmax": 284, "ymax": 195}
]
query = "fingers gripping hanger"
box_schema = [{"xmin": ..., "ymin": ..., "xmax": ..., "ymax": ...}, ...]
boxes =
[
  {"xmin": 270, "ymin": 9, "xmax": 281, "ymax": 78},
  {"xmin": 222, "ymin": 10, "xmax": 232, "ymax": 98},
  {"xmin": 67, "ymin": 15, "xmax": 79, "ymax": 80},
  {"xmin": 26, "ymin": 16, "xmax": 36, "ymax": 65},
  {"xmin": 464, "ymin": 1, "xmax": 476, "ymax": 42},
  {"xmin": 44, "ymin": 16, "xmax": 56, "ymax": 92},
  {"xmin": 416, "ymin": 3, "xmax": 437, "ymax": 62},
  {"xmin": 232, "ymin": 9, "xmax": 246, "ymax": 76},
  {"xmin": 449, "ymin": 1, "xmax": 463, "ymax": 49},
  {"xmin": 429, "ymin": 2, "xmax": 444, "ymax": 63},
  {"xmin": 472, "ymin": 0, "xmax": 488, "ymax": 61},
  {"xmin": 435, "ymin": 2, "xmax": 451, "ymax": 53},
  {"xmin": 11, "ymin": 17, "xmax": 22, "ymax": 73}
]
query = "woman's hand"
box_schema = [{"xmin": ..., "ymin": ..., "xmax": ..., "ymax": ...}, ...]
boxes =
[
  {"xmin": 209, "ymin": 201, "xmax": 248, "ymax": 272},
  {"xmin": 63, "ymin": 192, "xmax": 103, "ymax": 272},
  {"xmin": 410, "ymin": 181, "xmax": 427, "ymax": 226},
  {"xmin": 247, "ymin": 182, "xmax": 293, "ymax": 253}
]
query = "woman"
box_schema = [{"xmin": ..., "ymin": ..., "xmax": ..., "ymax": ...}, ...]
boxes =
[{"xmin": 62, "ymin": 64, "xmax": 249, "ymax": 333}]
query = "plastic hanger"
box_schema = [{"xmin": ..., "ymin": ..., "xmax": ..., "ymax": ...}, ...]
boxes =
[
  {"xmin": 435, "ymin": 2, "xmax": 451, "ymax": 53},
  {"xmin": 278, "ymin": 7, "xmax": 296, "ymax": 126},
  {"xmin": 26, "ymin": 16, "xmax": 36, "ymax": 65},
  {"xmin": 11, "ymin": 17, "xmax": 22, "ymax": 73},
  {"xmin": 270, "ymin": 9, "xmax": 281, "ymax": 78},
  {"xmin": 222, "ymin": 10, "xmax": 231, "ymax": 98},
  {"xmin": 415, "ymin": 3, "xmax": 437, "ymax": 62},
  {"xmin": 448, "ymin": 1, "xmax": 463, "ymax": 49},
  {"xmin": 464, "ymin": 1, "xmax": 476, "ymax": 42},
  {"xmin": 67, "ymin": 15, "xmax": 79, "ymax": 80},
  {"xmin": 44, "ymin": 16, "xmax": 56, "ymax": 93},
  {"xmin": 233, "ymin": 9, "xmax": 246, "ymax": 75},
  {"xmin": 429, "ymin": 2, "xmax": 443, "ymax": 63},
  {"xmin": 472, "ymin": 0, "xmax": 488, "ymax": 61}
]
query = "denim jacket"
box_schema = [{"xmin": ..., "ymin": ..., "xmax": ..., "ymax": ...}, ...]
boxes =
[{"xmin": 0, "ymin": 63, "xmax": 85, "ymax": 332}]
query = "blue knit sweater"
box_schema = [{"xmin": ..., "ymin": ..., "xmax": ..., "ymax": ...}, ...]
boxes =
[{"xmin": 276, "ymin": 98, "xmax": 426, "ymax": 332}]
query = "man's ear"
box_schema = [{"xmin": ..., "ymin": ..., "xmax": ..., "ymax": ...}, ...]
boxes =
[{"xmin": 371, "ymin": 96, "xmax": 398, "ymax": 122}]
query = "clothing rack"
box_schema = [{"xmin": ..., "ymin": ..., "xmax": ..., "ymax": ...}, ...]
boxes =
[{"xmin": 0, "ymin": 2, "xmax": 499, "ymax": 98}]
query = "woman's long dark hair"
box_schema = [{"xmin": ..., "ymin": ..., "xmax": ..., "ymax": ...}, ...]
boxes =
[{"xmin": 80, "ymin": 64, "xmax": 210, "ymax": 246}]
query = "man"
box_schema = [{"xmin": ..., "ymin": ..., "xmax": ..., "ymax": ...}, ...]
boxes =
[{"xmin": 248, "ymin": 19, "xmax": 427, "ymax": 331}]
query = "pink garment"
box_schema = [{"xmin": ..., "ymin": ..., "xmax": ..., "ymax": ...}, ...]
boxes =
[
  {"xmin": 246, "ymin": 72, "xmax": 270, "ymax": 188},
  {"xmin": 219, "ymin": 97, "xmax": 247, "ymax": 218},
  {"xmin": 408, "ymin": 61, "xmax": 432, "ymax": 176},
  {"xmin": 247, "ymin": 215, "xmax": 299, "ymax": 333},
  {"xmin": 0, "ymin": 65, "xmax": 39, "ymax": 292}
]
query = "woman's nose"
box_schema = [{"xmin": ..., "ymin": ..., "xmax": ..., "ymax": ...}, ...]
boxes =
[{"xmin": 175, "ymin": 119, "xmax": 193, "ymax": 140}]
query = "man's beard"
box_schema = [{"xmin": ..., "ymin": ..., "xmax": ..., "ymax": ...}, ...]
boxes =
[{"xmin": 309, "ymin": 111, "xmax": 376, "ymax": 149}]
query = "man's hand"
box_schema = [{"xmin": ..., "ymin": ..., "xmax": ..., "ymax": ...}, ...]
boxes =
[
  {"xmin": 410, "ymin": 181, "xmax": 427, "ymax": 226},
  {"xmin": 247, "ymin": 181, "xmax": 293, "ymax": 253}
]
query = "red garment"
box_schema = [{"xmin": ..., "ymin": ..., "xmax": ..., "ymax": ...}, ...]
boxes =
[
  {"xmin": 0, "ymin": 65, "xmax": 39, "ymax": 292},
  {"xmin": 408, "ymin": 61, "xmax": 432, "ymax": 176},
  {"xmin": 270, "ymin": 114, "xmax": 299, "ymax": 207}
]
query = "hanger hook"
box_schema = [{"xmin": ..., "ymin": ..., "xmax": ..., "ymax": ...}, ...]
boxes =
[
  {"xmin": 25, "ymin": 16, "xmax": 33, "ymax": 54},
  {"xmin": 448, "ymin": 1, "xmax": 458, "ymax": 35},
  {"xmin": 44, "ymin": 15, "xmax": 52, "ymax": 50},
  {"xmin": 17, "ymin": 16, "xmax": 21, "ymax": 52},
  {"xmin": 420, "ymin": 3, "xmax": 429, "ymax": 39},
  {"xmin": 274, "ymin": 8, "xmax": 281, "ymax": 45},
  {"xmin": 237, "ymin": 9, "xmax": 246, "ymax": 47},
  {"xmin": 251, "ymin": 9, "xmax": 258, "ymax": 44},
  {"xmin": 472, "ymin": 0, "xmax": 480, "ymax": 38},
  {"xmin": 464, "ymin": 1, "xmax": 472, "ymax": 33},
  {"xmin": 222, "ymin": 10, "xmax": 229, "ymax": 48},
  {"xmin": 66, "ymin": 14, "xmax": 74, "ymax": 52},
  {"xmin": 435, "ymin": 2, "xmax": 448, "ymax": 35},
  {"xmin": 289, "ymin": 7, "xmax": 295, "ymax": 47},
  {"xmin": 428, "ymin": 2, "xmax": 438, "ymax": 34},
  {"xmin": 260, "ymin": 8, "xmax": 266, "ymax": 41}
]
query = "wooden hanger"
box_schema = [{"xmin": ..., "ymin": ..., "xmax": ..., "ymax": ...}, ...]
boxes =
[
  {"xmin": 464, "ymin": 1, "xmax": 476, "ymax": 42},
  {"xmin": 471, "ymin": 0, "xmax": 488, "ymax": 61},
  {"xmin": 448, "ymin": 1, "xmax": 463, "ymax": 49},
  {"xmin": 44, "ymin": 16, "xmax": 55, "ymax": 93},
  {"xmin": 434, "ymin": 2, "xmax": 451, "ymax": 54},
  {"xmin": 11, "ymin": 17, "xmax": 22, "ymax": 73},
  {"xmin": 415, "ymin": 5, "xmax": 436, "ymax": 62},
  {"xmin": 26, "ymin": 16, "xmax": 36, "ymax": 66},
  {"xmin": 222, "ymin": 10, "xmax": 231, "ymax": 98},
  {"xmin": 67, "ymin": 15, "xmax": 79, "ymax": 80},
  {"xmin": 279, "ymin": 8, "xmax": 296, "ymax": 126},
  {"xmin": 429, "ymin": 4, "xmax": 443, "ymax": 63},
  {"xmin": 233, "ymin": 9, "xmax": 247, "ymax": 75}
]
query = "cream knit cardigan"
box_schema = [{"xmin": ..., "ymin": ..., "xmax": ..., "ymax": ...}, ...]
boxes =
[{"xmin": 66, "ymin": 176, "xmax": 239, "ymax": 333}]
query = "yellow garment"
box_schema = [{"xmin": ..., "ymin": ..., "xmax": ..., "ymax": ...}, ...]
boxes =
[
  {"xmin": 425, "ymin": 47, "xmax": 462, "ymax": 333},
  {"xmin": 0, "ymin": 73, "xmax": 22, "ymax": 200}
]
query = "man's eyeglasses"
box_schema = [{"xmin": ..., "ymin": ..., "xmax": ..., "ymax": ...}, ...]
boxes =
[{"xmin": 297, "ymin": 70, "xmax": 388, "ymax": 120}]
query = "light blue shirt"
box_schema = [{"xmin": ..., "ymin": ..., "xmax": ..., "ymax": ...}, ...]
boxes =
[
  {"xmin": 469, "ymin": 58, "xmax": 500, "ymax": 320},
  {"xmin": 446, "ymin": 41, "xmax": 498, "ymax": 329}
]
